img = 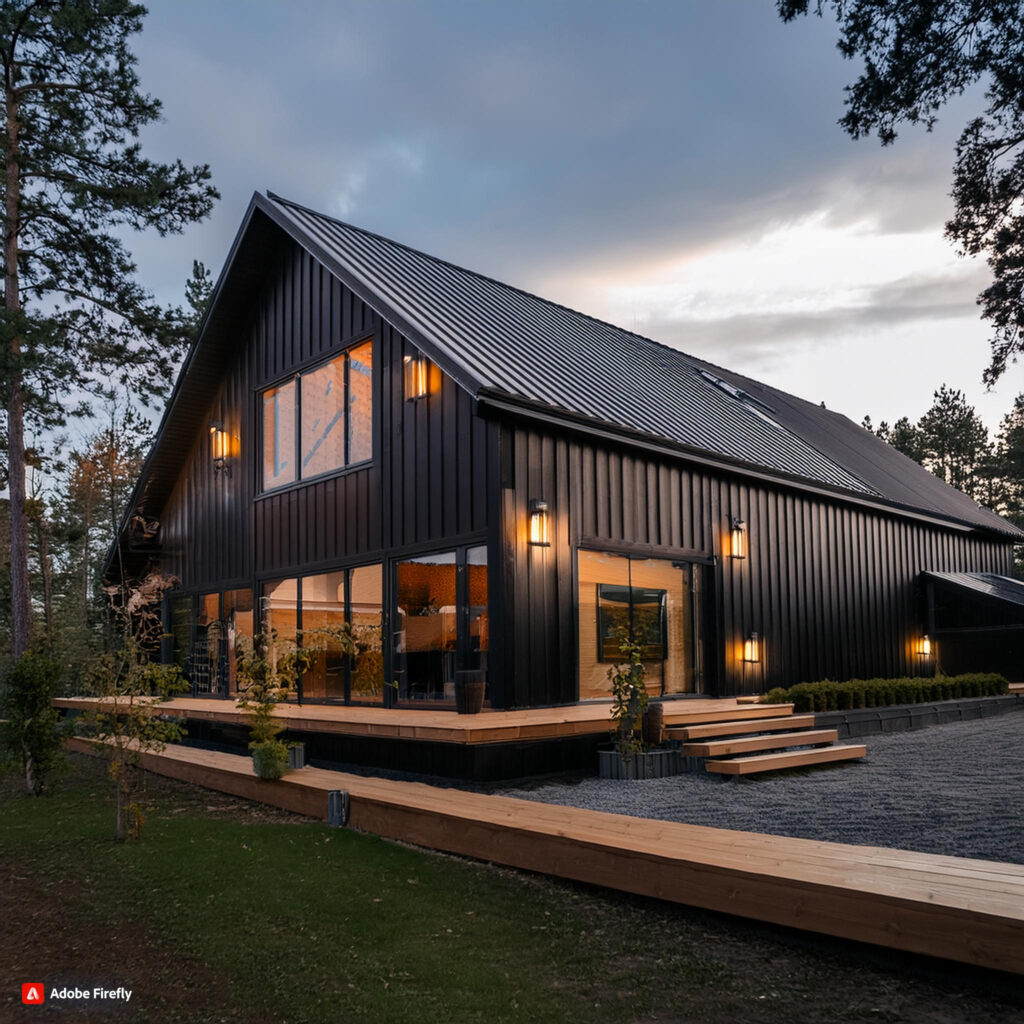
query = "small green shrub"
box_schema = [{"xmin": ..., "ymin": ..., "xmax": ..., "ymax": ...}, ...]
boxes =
[
  {"xmin": 759, "ymin": 673, "xmax": 1008, "ymax": 712},
  {"xmin": 1, "ymin": 651, "xmax": 67, "ymax": 794},
  {"xmin": 251, "ymin": 740, "xmax": 289, "ymax": 780}
]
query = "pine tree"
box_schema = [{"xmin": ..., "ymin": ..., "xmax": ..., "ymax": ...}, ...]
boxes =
[
  {"xmin": 779, "ymin": 2, "xmax": 1024, "ymax": 384},
  {"xmin": 0, "ymin": 1, "xmax": 217, "ymax": 660},
  {"xmin": 917, "ymin": 386, "xmax": 991, "ymax": 499}
]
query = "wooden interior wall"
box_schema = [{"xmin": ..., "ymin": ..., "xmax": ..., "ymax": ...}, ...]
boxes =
[{"xmin": 498, "ymin": 422, "xmax": 1015, "ymax": 704}]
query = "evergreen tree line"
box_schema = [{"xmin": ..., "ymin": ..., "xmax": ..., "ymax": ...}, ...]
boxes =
[
  {"xmin": 862, "ymin": 385, "xmax": 1024, "ymax": 554},
  {"xmin": 0, "ymin": 403, "xmax": 147, "ymax": 674}
]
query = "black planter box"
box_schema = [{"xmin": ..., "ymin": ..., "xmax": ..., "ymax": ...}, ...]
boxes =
[{"xmin": 598, "ymin": 747, "xmax": 684, "ymax": 780}]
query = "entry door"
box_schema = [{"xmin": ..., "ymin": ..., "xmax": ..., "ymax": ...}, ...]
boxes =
[{"xmin": 577, "ymin": 550, "xmax": 703, "ymax": 700}]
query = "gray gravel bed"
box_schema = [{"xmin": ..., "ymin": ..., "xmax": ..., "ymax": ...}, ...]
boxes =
[{"xmin": 503, "ymin": 710, "xmax": 1024, "ymax": 864}]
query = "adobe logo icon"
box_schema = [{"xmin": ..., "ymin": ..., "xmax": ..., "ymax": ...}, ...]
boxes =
[{"xmin": 22, "ymin": 983, "xmax": 45, "ymax": 1005}]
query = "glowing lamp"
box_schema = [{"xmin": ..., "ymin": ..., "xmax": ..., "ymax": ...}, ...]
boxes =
[
  {"xmin": 730, "ymin": 517, "xmax": 746, "ymax": 559},
  {"xmin": 743, "ymin": 631, "xmax": 761, "ymax": 664},
  {"xmin": 210, "ymin": 422, "xmax": 233, "ymax": 475},
  {"xmin": 918, "ymin": 635, "xmax": 933, "ymax": 658},
  {"xmin": 528, "ymin": 499, "xmax": 550, "ymax": 546},
  {"xmin": 404, "ymin": 353, "xmax": 429, "ymax": 400}
]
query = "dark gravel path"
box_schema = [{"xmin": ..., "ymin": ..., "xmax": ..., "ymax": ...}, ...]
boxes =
[{"xmin": 503, "ymin": 710, "xmax": 1024, "ymax": 864}]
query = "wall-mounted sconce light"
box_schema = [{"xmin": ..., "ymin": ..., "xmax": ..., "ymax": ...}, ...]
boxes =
[
  {"xmin": 404, "ymin": 353, "xmax": 429, "ymax": 400},
  {"xmin": 528, "ymin": 499, "xmax": 550, "ymax": 546},
  {"xmin": 917, "ymin": 635, "xmax": 933, "ymax": 658},
  {"xmin": 210, "ymin": 421, "xmax": 233, "ymax": 476},
  {"xmin": 743, "ymin": 631, "xmax": 761, "ymax": 663},
  {"xmin": 729, "ymin": 516, "xmax": 747, "ymax": 559}
]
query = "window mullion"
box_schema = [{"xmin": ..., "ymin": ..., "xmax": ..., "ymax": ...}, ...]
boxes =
[
  {"xmin": 344, "ymin": 351, "xmax": 351, "ymax": 466},
  {"xmin": 295, "ymin": 373, "xmax": 302, "ymax": 481}
]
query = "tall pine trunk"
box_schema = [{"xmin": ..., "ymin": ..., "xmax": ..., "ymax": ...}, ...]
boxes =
[{"xmin": 5, "ymin": 83, "xmax": 30, "ymax": 660}]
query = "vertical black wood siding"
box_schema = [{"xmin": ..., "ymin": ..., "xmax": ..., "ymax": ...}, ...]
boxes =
[{"xmin": 497, "ymin": 422, "xmax": 1014, "ymax": 703}]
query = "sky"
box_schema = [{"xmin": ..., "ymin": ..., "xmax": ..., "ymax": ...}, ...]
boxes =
[{"xmin": 123, "ymin": 0, "xmax": 1019, "ymax": 435}]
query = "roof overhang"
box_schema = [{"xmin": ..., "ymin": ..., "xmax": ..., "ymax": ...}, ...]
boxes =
[{"xmin": 923, "ymin": 571, "xmax": 1024, "ymax": 632}]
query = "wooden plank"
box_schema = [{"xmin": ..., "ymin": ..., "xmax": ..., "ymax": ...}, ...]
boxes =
[
  {"xmin": 66, "ymin": 738, "xmax": 1024, "ymax": 976},
  {"xmin": 683, "ymin": 729, "xmax": 838, "ymax": 757},
  {"xmin": 706, "ymin": 744, "xmax": 867, "ymax": 776},
  {"xmin": 669, "ymin": 714, "xmax": 816, "ymax": 740},
  {"xmin": 662, "ymin": 703, "xmax": 794, "ymax": 725}
]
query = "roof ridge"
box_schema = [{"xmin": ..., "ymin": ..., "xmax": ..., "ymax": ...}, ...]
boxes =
[{"xmin": 265, "ymin": 190, "xmax": 698, "ymax": 365}]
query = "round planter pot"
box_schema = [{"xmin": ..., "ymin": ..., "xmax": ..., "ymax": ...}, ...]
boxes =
[{"xmin": 455, "ymin": 670, "xmax": 486, "ymax": 714}]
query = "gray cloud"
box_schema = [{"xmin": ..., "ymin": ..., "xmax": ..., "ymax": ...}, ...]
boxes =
[
  {"xmin": 642, "ymin": 263, "xmax": 990, "ymax": 367},
  {"xmin": 130, "ymin": 0, "xmax": 970, "ymax": 298}
]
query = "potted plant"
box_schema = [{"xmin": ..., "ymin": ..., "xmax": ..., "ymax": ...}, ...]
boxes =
[
  {"xmin": 235, "ymin": 629, "xmax": 312, "ymax": 779},
  {"xmin": 598, "ymin": 629, "xmax": 681, "ymax": 780}
]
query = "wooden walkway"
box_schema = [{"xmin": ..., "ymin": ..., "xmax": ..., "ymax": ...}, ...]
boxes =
[
  {"xmin": 67, "ymin": 737, "xmax": 1024, "ymax": 975},
  {"xmin": 55, "ymin": 696, "xmax": 783, "ymax": 745}
]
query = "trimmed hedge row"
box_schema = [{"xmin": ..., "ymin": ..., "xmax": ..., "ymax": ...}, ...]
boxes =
[{"xmin": 760, "ymin": 673, "xmax": 1009, "ymax": 713}]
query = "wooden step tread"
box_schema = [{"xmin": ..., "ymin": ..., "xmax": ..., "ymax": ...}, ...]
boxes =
[
  {"xmin": 683, "ymin": 729, "xmax": 839, "ymax": 758},
  {"xmin": 661, "ymin": 703, "xmax": 794, "ymax": 726},
  {"xmin": 667, "ymin": 714, "xmax": 816, "ymax": 741},
  {"xmin": 705, "ymin": 744, "xmax": 867, "ymax": 776}
]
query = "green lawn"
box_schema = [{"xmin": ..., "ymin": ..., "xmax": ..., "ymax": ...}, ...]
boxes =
[{"xmin": 1, "ymin": 753, "xmax": 1020, "ymax": 1023}]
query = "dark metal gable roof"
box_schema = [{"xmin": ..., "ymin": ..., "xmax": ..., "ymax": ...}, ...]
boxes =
[{"xmin": 262, "ymin": 193, "xmax": 1022, "ymax": 538}]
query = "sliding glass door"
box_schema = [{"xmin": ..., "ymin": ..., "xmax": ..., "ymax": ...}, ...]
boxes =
[
  {"xmin": 577, "ymin": 549, "xmax": 703, "ymax": 699},
  {"xmin": 392, "ymin": 545, "xmax": 489, "ymax": 704}
]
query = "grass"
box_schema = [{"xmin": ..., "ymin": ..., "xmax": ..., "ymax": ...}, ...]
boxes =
[{"xmin": 2, "ymin": 754, "xmax": 1022, "ymax": 1024}]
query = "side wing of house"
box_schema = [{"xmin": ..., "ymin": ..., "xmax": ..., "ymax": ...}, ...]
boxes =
[{"xmin": 494, "ymin": 415, "xmax": 1017, "ymax": 699}]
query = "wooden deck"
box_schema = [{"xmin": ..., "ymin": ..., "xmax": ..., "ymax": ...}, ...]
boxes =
[
  {"xmin": 66, "ymin": 737, "xmax": 1024, "ymax": 976},
  {"xmin": 55, "ymin": 696, "xmax": 785, "ymax": 746}
]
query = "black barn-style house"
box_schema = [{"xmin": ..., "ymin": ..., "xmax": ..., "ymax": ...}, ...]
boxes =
[{"xmin": 110, "ymin": 192, "xmax": 1024, "ymax": 711}]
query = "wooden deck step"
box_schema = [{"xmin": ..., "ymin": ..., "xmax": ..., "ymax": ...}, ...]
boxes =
[
  {"xmin": 661, "ymin": 702, "xmax": 794, "ymax": 726},
  {"xmin": 683, "ymin": 728, "xmax": 838, "ymax": 758},
  {"xmin": 705, "ymin": 744, "xmax": 867, "ymax": 776},
  {"xmin": 667, "ymin": 713, "xmax": 816, "ymax": 741}
]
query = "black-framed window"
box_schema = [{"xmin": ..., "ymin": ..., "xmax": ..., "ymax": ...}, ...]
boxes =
[
  {"xmin": 597, "ymin": 584, "xmax": 667, "ymax": 662},
  {"xmin": 259, "ymin": 564, "xmax": 384, "ymax": 704},
  {"xmin": 260, "ymin": 338, "xmax": 373, "ymax": 492},
  {"xmin": 163, "ymin": 588, "xmax": 254, "ymax": 696}
]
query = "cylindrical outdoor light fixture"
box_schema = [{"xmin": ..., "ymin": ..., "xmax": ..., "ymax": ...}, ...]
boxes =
[
  {"xmin": 528, "ymin": 499, "xmax": 550, "ymax": 546},
  {"xmin": 730, "ymin": 517, "xmax": 746, "ymax": 559},
  {"xmin": 743, "ymin": 631, "xmax": 761, "ymax": 663},
  {"xmin": 210, "ymin": 421, "xmax": 233, "ymax": 475},
  {"xmin": 403, "ymin": 353, "xmax": 429, "ymax": 400}
]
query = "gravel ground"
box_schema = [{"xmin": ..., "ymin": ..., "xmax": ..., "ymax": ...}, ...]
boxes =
[{"xmin": 503, "ymin": 710, "xmax": 1024, "ymax": 864}]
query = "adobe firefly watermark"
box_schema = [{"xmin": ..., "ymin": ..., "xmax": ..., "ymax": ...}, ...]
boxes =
[{"xmin": 22, "ymin": 983, "xmax": 133, "ymax": 1005}]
